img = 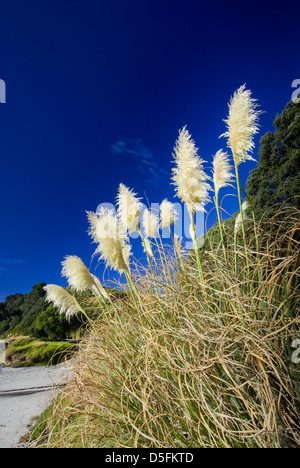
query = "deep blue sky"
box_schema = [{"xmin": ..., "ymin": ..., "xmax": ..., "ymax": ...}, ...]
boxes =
[{"xmin": 0, "ymin": 0, "xmax": 299, "ymax": 300}]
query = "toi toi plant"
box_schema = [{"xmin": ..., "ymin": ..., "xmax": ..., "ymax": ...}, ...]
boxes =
[
  {"xmin": 40, "ymin": 85, "xmax": 300, "ymax": 449},
  {"xmin": 44, "ymin": 83, "xmax": 262, "ymax": 313}
]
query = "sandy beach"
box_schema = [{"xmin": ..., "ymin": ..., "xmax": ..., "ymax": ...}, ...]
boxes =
[{"xmin": 0, "ymin": 346, "xmax": 71, "ymax": 448}]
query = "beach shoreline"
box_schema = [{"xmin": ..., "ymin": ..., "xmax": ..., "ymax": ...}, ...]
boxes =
[{"xmin": 0, "ymin": 363, "xmax": 71, "ymax": 448}]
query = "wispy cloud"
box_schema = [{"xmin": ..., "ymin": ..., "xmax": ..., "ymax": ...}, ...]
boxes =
[
  {"xmin": 0, "ymin": 258, "xmax": 26, "ymax": 265},
  {"xmin": 110, "ymin": 138, "xmax": 167, "ymax": 186},
  {"xmin": 0, "ymin": 258, "xmax": 26, "ymax": 275}
]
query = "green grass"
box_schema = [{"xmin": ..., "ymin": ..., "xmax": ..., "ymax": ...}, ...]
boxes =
[{"xmin": 5, "ymin": 337, "xmax": 77, "ymax": 367}]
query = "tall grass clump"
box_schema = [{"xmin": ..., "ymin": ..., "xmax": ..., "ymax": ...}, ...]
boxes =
[{"xmin": 34, "ymin": 87, "xmax": 300, "ymax": 448}]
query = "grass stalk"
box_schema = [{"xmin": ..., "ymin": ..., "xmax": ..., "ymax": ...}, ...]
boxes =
[
  {"xmin": 189, "ymin": 208, "xmax": 205, "ymax": 284},
  {"xmin": 137, "ymin": 226, "xmax": 161, "ymax": 296},
  {"xmin": 234, "ymin": 161, "xmax": 250, "ymax": 274},
  {"xmin": 214, "ymin": 185, "xmax": 227, "ymax": 260}
]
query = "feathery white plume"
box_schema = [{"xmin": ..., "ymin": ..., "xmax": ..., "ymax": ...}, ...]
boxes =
[
  {"xmin": 172, "ymin": 126, "xmax": 210, "ymax": 215},
  {"xmin": 86, "ymin": 210, "xmax": 100, "ymax": 243},
  {"xmin": 212, "ymin": 150, "xmax": 235, "ymax": 194},
  {"xmin": 221, "ymin": 84, "xmax": 261, "ymax": 166},
  {"xmin": 44, "ymin": 284, "xmax": 82, "ymax": 320},
  {"xmin": 87, "ymin": 208, "xmax": 131, "ymax": 273},
  {"xmin": 142, "ymin": 208, "xmax": 159, "ymax": 238},
  {"xmin": 160, "ymin": 199, "xmax": 178, "ymax": 229},
  {"xmin": 116, "ymin": 183, "xmax": 142, "ymax": 233},
  {"xmin": 95, "ymin": 208, "xmax": 120, "ymax": 241},
  {"xmin": 121, "ymin": 244, "xmax": 132, "ymax": 270},
  {"xmin": 62, "ymin": 255, "xmax": 96, "ymax": 293},
  {"xmin": 174, "ymin": 235, "xmax": 184, "ymax": 259},
  {"xmin": 61, "ymin": 255, "xmax": 109, "ymax": 300}
]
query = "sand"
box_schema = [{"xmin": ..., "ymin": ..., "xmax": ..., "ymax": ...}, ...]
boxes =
[{"xmin": 0, "ymin": 345, "xmax": 72, "ymax": 448}]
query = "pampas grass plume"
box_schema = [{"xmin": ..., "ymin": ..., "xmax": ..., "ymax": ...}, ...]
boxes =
[
  {"xmin": 212, "ymin": 149, "xmax": 235, "ymax": 194},
  {"xmin": 142, "ymin": 209, "xmax": 159, "ymax": 238},
  {"xmin": 43, "ymin": 284, "xmax": 82, "ymax": 319},
  {"xmin": 87, "ymin": 208, "xmax": 131, "ymax": 274},
  {"xmin": 116, "ymin": 183, "xmax": 142, "ymax": 233},
  {"xmin": 172, "ymin": 126, "xmax": 210, "ymax": 215},
  {"xmin": 61, "ymin": 255, "xmax": 96, "ymax": 293},
  {"xmin": 160, "ymin": 199, "xmax": 178, "ymax": 229},
  {"xmin": 221, "ymin": 84, "xmax": 261, "ymax": 166}
]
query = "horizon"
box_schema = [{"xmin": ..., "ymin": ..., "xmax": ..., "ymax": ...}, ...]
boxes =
[{"xmin": 1, "ymin": 0, "xmax": 300, "ymax": 301}]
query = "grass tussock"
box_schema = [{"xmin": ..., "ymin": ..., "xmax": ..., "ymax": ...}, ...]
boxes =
[
  {"xmin": 33, "ymin": 86, "xmax": 299, "ymax": 448},
  {"xmin": 33, "ymin": 207, "xmax": 300, "ymax": 448}
]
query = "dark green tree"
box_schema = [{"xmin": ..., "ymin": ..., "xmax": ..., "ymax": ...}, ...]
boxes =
[
  {"xmin": 34, "ymin": 304, "xmax": 71, "ymax": 340},
  {"xmin": 0, "ymin": 282, "xmax": 86, "ymax": 338},
  {"xmin": 246, "ymin": 98, "xmax": 300, "ymax": 217}
]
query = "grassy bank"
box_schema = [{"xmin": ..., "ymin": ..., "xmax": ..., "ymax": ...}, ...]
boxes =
[{"xmin": 5, "ymin": 337, "xmax": 77, "ymax": 367}]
